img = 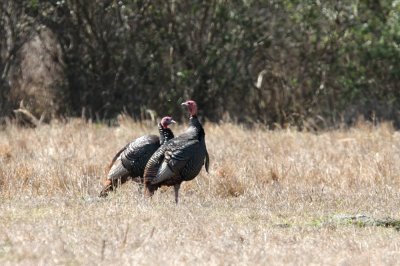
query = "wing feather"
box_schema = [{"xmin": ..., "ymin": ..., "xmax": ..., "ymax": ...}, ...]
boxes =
[{"xmin": 108, "ymin": 144, "xmax": 129, "ymax": 171}]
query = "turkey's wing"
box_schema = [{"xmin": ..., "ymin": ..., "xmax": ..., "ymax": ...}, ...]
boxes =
[{"xmin": 150, "ymin": 140, "xmax": 199, "ymax": 185}]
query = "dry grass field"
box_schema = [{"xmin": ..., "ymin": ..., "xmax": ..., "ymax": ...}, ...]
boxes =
[{"xmin": 1, "ymin": 117, "xmax": 400, "ymax": 265}]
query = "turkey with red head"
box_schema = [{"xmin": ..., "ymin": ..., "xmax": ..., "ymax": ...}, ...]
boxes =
[
  {"xmin": 99, "ymin": 116, "xmax": 176, "ymax": 197},
  {"xmin": 143, "ymin": 100, "xmax": 210, "ymax": 203}
]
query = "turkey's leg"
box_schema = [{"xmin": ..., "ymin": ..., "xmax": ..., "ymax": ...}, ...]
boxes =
[
  {"xmin": 174, "ymin": 183, "xmax": 181, "ymax": 204},
  {"xmin": 144, "ymin": 184, "xmax": 155, "ymax": 198}
]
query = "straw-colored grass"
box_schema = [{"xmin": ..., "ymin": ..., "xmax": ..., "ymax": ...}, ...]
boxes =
[{"xmin": 1, "ymin": 118, "xmax": 400, "ymax": 265}]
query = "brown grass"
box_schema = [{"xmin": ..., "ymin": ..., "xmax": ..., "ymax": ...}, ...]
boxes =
[{"xmin": 1, "ymin": 119, "xmax": 400, "ymax": 265}]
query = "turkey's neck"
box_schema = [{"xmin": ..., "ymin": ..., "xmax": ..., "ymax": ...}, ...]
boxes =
[
  {"xmin": 189, "ymin": 115, "xmax": 205, "ymax": 140},
  {"xmin": 158, "ymin": 123, "xmax": 174, "ymax": 145}
]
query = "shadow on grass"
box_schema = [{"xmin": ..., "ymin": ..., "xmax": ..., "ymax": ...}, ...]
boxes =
[
  {"xmin": 272, "ymin": 214, "xmax": 400, "ymax": 231},
  {"xmin": 312, "ymin": 214, "xmax": 400, "ymax": 231}
]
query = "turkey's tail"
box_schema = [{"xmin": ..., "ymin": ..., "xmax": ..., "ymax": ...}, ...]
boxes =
[{"xmin": 99, "ymin": 157, "xmax": 130, "ymax": 197}]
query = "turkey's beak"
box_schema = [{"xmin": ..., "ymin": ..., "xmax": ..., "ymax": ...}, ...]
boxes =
[
  {"xmin": 181, "ymin": 102, "xmax": 188, "ymax": 106},
  {"xmin": 170, "ymin": 119, "xmax": 176, "ymax": 124}
]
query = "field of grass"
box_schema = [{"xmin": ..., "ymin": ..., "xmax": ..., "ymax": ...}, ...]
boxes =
[{"xmin": 1, "ymin": 117, "xmax": 400, "ymax": 265}]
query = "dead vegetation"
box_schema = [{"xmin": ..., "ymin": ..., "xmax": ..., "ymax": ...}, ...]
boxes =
[{"xmin": 1, "ymin": 119, "xmax": 400, "ymax": 264}]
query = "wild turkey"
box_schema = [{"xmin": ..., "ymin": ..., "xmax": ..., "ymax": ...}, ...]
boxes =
[
  {"xmin": 143, "ymin": 100, "xmax": 209, "ymax": 203},
  {"xmin": 99, "ymin": 116, "xmax": 176, "ymax": 197}
]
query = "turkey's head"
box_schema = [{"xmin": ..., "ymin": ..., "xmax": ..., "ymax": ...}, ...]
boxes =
[
  {"xmin": 181, "ymin": 100, "xmax": 198, "ymax": 117},
  {"xmin": 160, "ymin": 116, "xmax": 176, "ymax": 129}
]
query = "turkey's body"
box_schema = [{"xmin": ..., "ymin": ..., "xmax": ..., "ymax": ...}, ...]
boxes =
[
  {"xmin": 144, "ymin": 116, "xmax": 209, "ymax": 203},
  {"xmin": 100, "ymin": 123, "xmax": 174, "ymax": 197},
  {"xmin": 109, "ymin": 135, "xmax": 160, "ymax": 181}
]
